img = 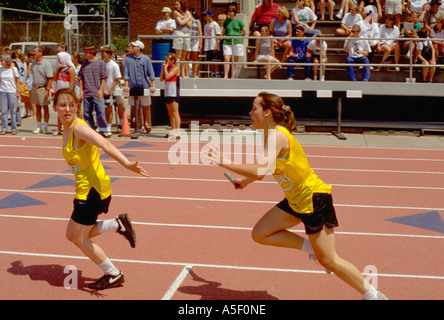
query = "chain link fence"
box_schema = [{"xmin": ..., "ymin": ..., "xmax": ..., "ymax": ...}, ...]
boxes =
[{"xmin": 0, "ymin": 6, "xmax": 128, "ymax": 55}]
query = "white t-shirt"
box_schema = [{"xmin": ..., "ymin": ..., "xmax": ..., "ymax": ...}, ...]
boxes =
[
  {"xmin": 344, "ymin": 37, "xmax": 372, "ymax": 58},
  {"xmin": 379, "ymin": 24, "xmax": 400, "ymax": 46},
  {"xmin": 104, "ymin": 59, "xmax": 121, "ymax": 94},
  {"xmin": 408, "ymin": 0, "xmax": 427, "ymax": 13},
  {"xmin": 292, "ymin": 7, "xmax": 317, "ymax": 24},
  {"xmin": 360, "ymin": 21, "xmax": 380, "ymax": 45},
  {"xmin": 203, "ymin": 21, "xmax": 222, "ymax": 51},
  {"xmin": 0, "ymin": 66, "xmax": 19, "ymax": 93},
  {"xmin": 307, "ymin": 39, "xmax": 328, "ymax": 55},
  {"xmin": 155, "ymin": 18, "xmax": 177, "ymax": 37},
  {"xmin": 342, "ymin": 12, "xmax": 363, "ymax": 28}
]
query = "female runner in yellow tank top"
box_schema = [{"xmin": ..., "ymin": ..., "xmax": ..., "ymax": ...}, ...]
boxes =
[
  {"xmin": 53, "ymin": 88, "xmax": 149, "ymax": 290},
  {"xmin": 207, "ymin": 92, "xmax": 387, "ymax": 300}
]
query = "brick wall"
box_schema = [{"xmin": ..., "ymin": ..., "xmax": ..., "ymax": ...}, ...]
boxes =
[{"xmin": 129, "ymin": 0, "xmax": 233, "ymax": 55}]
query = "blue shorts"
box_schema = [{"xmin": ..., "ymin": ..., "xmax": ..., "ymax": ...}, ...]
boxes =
[{"xmin": 276, "ymin": 193, "xmax": 339, "ymax": 234}]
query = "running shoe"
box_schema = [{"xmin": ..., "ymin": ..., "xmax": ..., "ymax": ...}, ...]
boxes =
[
  {"xmin": 376, "ymin": 291, "xmax": 388, "ymax": 300},
  {"xmin": 116, "ymin": 213, "xmax": 136, "ymax": 248},
  {"xmin": 88, "ymin": 271, "xmax": 124, "ymax": 290}
]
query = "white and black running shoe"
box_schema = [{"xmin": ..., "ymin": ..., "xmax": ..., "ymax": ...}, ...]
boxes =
[
  {"xmin": 88, "ymin": 271, "xmax": 124, "ymax": 290},
  {"xmin": 116, "ymin": 213, "xmax": 136, "ymax": 248}
]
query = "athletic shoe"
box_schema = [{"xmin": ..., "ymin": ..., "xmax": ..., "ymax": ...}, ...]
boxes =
[
  {"xmin": 116, "ymin": 213, "xmax": 136, "ymax": 248},
  {"xmin": 33, "ymin": 128, "xmax": 42, "ymax": 134},
  {"xmin": 376, "ymin": 291, "xmax": 388, "ymax": 300},
  {"xmin": 88, "ymin": 271, "xmax": 124, "ymax": 290}
]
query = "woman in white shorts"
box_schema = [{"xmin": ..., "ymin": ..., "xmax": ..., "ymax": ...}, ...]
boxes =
[
  {"xmin": 385, "ymin": 0, "xmax": 404, "ymax": 28},
  {"xmin": 173, "ymin": 1, "xmax": 193, "ymax": 78},
  {"xmin": 221, "ymin": 4, "xmax": 247, "ymax": 78}
]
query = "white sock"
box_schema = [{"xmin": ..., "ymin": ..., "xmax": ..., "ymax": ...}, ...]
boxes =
[
  {"xmin": 362, "ymin": 285, "xmax": 378, "ymax": 300},
  {"xmin": 107, "ymin": 124, "xmax": 111, "ymax": 131},
  {"xmin": 43, "ymin": 122, "xmax": 48, "ymax": 131},
  {"xmin": 301, "ymin": 238, "xmax": 315, "ymax": 255},
  {"xmin": 97, "ymin": 218, "xmax": 119, "ymax": 234},
  {"xmin": 98, "ymin": 258, "xmax": 120, "ymax": 276}
]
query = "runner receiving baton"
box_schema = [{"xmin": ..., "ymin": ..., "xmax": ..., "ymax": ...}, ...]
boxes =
[{"xmin": 207, "ymin": 92, "xmax": 387, "ymax": 300}]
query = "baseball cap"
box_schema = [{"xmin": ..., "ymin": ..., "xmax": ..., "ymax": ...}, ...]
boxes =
[
  {"xmin": 162, "ymin": 7, "xmax": 172, "ymax": 13},
  {"xmin": 202, "ymin": 10, "xmax": 214, "ymax": 16},
  {"xmin": 131, "ymin": 40, "xmax": 145, "ymax": 50}
]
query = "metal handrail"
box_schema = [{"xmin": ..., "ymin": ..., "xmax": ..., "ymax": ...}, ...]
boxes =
[{"xmin": 139, "ymin": 34, "xmax": 444, "ymax": 82}]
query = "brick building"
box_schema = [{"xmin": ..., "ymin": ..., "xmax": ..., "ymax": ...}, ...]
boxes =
[{"xmin": 128, "ymin": 0, "xmax": 243, "ymax": 55}]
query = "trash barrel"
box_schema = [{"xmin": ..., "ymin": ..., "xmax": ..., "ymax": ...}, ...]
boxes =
[{"xmin": 152, "ymin": 39, "xmax": 172, "ymax": 77}]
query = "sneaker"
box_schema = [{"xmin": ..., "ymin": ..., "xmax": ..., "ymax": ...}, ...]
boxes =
[
  {"xmin": 100, "ymin": 131, "xmax": 112, "ymax": 138},
  {"xmin": 376, "ymin": 291, "xmax": 388, "ymax": 300},
  {"xmin": 33, "ymin": 128, "xmax": 42, "ymax": 134},
  {"xmin": 88, "ymin": 271, "xmax": 124, "ymax": 290},
  {"xmin": 116, "ymin": 213, "xmax": 136, "ymax": 248}
]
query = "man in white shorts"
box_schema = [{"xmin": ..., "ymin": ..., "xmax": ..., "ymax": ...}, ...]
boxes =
[{"xmin": 123, "ymin": 40, "xmax": 156, "ymax": 135}]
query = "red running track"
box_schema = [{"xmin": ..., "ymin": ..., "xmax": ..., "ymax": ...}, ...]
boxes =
[{"xmin": 0, "ymin": 135, "xmax": 443, "ymax": 301}]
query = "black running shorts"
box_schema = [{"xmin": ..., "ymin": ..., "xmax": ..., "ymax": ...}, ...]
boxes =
[
  {"xmin": 71, "ymin": 187, "xmax": 111, "ymax": 226},
  {"xmin": 276, "ymin": 193, "xmax": 339, "ymax": 234}
]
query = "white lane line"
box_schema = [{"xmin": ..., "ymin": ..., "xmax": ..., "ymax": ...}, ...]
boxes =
[
  {"xmin": 161, "ymin": 265, "xmax": 192, "ymax": 300},
  {"xmin": 1, "ymin": 214, "xmax": 443, "ymax": 240},
  {"xmin": 1, "ymin": 250, "xmax": 443, "ymax": 280},
  {"xmin": 1, "ymin": 188, "xmax": 444, "ymax": 211}
]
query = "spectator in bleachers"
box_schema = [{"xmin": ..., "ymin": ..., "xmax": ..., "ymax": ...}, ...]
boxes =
[
  {"xmin": 173, "ymin": 0, "xmax": 193, "ymax": 78},
  {"xmin": 358, "ymin": 0, "xmax": 383, "ymax": 20},
  {"xmin": 155, "ymin": 7, "xmax": 176, "ymax": 45},
  {"xmin": 320, "ymin": 0, "xmax": 336, "ymax": 21},
  {"xmin": 291, "ymin": 0, "xmax": 322, "ymax": 37},
  {"xmin": 336, "ymin": 4, "xmax": 363, "ymax": 36},
  {"xmin": 360, "ymin": 6, "xmax": 381, "ymax": 67},
  {"xmin": 431, "ymin": 18, "xmax": 444, "ymax": 61},
  {"xmin": 384, "ymin": 0, "xmax": 404, "ymax": 29},
  {"xmin": 344, "ymin": 24, "xmax": 371, "ymax": 81},
  {"xmin": 222, "ymin": 4, "xmax": 247, "ymax": 78},
  {"xmin": 406, "ymin": 0, "xmax": 428, "ymax": 21},
  {"xmin": 336, "ymin": 0, "xmax": 355, "ymax": 19},
  {"xmin": 376, "ymin": 15, "xmax": 401, "ymax": 71},
  {"xmin": 423, "ymin": 0, "xmax": 444, "ymax": 35},
  {"xmin": 286, "ymin": 25, "xmax": 313, "ymax": 80},
  {"xmin": 249, "ymin": 0, "xmax": 280, "ymax": 37},
  {"xmin": 203, "ymin": 10, "xmax": 222, "ymax": 78},
  {"xmin": 270, "ymin": 6, "xmax": 293, "ymax": 62},
  {"xmin": 307, "ymin": 33, "xmax": 328, "ymax": 80},
  {"xmin": 189, "ymin": 8, "xmax": 203, "ymax": 78},
  {"xmin": 414, "ymin": 29, "xmax": 437, "ymax": 82},
  {"xmin": 401, "ymin": 12, "xmax": 422, "ymax": 60},
  {"xmin": 253, "ymin": 25, "xmax": 281, "ymax": 79}
]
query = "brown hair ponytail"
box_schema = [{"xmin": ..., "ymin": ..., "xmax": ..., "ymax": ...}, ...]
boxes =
[{"xmin": 257, "ymin": 92, "xmax": 297, "ymax": 132}]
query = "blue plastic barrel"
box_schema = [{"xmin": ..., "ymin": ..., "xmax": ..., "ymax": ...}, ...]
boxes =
[{"xmin": 152, "ymin": 40, "xmax": 172, "ymax": 77}]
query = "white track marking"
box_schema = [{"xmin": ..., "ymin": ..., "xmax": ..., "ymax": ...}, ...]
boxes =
[{"xmin": 161, "ymin": 265, "xmax": 192, "ymax": 300}]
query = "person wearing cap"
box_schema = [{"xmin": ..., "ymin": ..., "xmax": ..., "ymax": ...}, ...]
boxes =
[
  {"xmin": 123, "ymin": 40, "xmax": 156, "ymax": 134},
  {"xmin": 203, "ymin": 9, "xmax": 222, "ymax": 78},
  {"xmin": 155, "ymin": 7, "xmax": 177, "ymax": 43}
]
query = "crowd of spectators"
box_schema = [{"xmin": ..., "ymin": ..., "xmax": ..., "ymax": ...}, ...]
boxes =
[
  {"xmin": 154, "ymin": 0, "xmax": 444, "ymax": 82},
  {"xmin": 0, "ymin": 40, "xmax": 156, "ymax": 137}
]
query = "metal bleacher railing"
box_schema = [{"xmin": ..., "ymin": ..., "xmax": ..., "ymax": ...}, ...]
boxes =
[{"xmin": 140, "ymin": 34, "xmax": 444, "ymax": 83}]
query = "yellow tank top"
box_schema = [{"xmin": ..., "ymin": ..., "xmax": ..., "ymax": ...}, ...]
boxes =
[
  {"xmin": 272, "ymin": 127, "xmax": 331, "ymax": 213},
  {"xmin": 62, "ymin": 119, "xmax": 112, "ymax": 200}
]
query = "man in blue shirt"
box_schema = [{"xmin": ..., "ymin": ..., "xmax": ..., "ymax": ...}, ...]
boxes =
[
  {"xmin": 286, "ymin": 25, "xmax": 312, "ymax": 80},
  {"xmin": 123, "ymin": 40, "xmax": 156, "ymax": 134}
]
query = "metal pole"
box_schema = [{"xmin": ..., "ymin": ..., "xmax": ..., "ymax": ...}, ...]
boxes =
[
  {"xmin": 107, "ymin": 0, "xmax": 112, "ymax": 44},
  {"xmin": 39, "ymin": 13, "xmax": 43, "ymax": 44},
  {"xmin": 331, "ymin": 96, "xmax": 347, "ymax": 140}
]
